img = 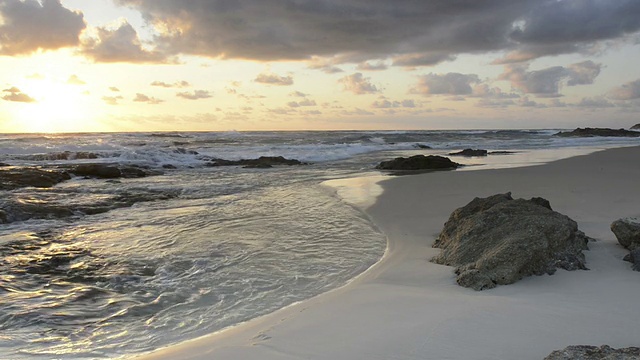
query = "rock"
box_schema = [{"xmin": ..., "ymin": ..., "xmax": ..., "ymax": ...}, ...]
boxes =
[
  {"xmin": 611, "ymin": 218, "xmax": 640, "ymax": 251},
  {"xmin": 554, "ymin": 127, "xmax": 640, "ymax": 137},
  {"xmin": 544, "ymin": 345, "xmax": 640, "ymax": 360},
  {"xmin": 432, "ymin": 193, "xmax": 589, "ymax": 290},
  {"xmin": 19, "ymin": 151, "xmax": 99, "ymax": 161},
  {"xmin": 449, "ymin": 148, "xmax": 488, "ymax": 157},
  {"xmin": 376, "ymin": 155, "xmax": 460, "ymax": 171},
  {"xmin": 0, "ymin": 168, "xmax": 71, "ymax": 190},
  {"xmin": 414, "ymin": 144, "xmax": 432, "ymax": 149},
  {"xmin": 207, "ymin": 156, "xmax": 305, "ymax": 167},
  {"xmin": 0, "ymin": 162, "xmax": 10, "ymax": 167},
  {"xmin": 631, "ymin": 123, "xmax": 640, "ymax": 130},
  {"xmin": 623, "ymin": 248, "xmax": 640, "ymax": 271},
  {"xmin": 70, "ymin": 164, "xmax": 122, "ymax": 178},
  {"xmin": 489, "ymin": 151, "xmax": 517, "ymax": 155},
  {"xmin": 66, "ymin": 164, "xmax": 155, "ymax": 179},
  {"xmin": 243, "ymin": 163, "xmax": 273, "ymax": 169}
]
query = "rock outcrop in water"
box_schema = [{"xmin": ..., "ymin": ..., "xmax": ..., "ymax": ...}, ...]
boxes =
[
  {"xmin": 206, "ymin": 156, "xmax": 306, "ymax": 168},
  {"xmin": 448, "ymin": 149, "xmax": 488, "ymax": 157},
  {"xmin": 67, "ymin": 164, "xmax": 154, "ymax": 179},
  {"xmin": 376, "ymin": 155, "xmax": 460, "ymax": 171},
  {"xmin": 631, "ymin": 123, "xmax": 640, "ymax": 130},
  {"xmin": 611, "ymin": 217, "xmax": 640, "ymax": 271},
  {"xmin": 0, "ymin": 168, "xmax": 71, "ymax": 190},
  {"xmin": 554, "ymin": 127, "xmax": 640, "ymax": 137},
  {"xmin": 432, "ymin": 193, "xmax": 590, "ymax": 290},
  {"xmin": 544, "ymin": 345, "xmax": 640, "ymax": 360}
]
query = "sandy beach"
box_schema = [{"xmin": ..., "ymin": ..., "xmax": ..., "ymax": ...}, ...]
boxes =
[{"xmin": 134, "ymin": 146, "xmax": 640, "ymax": 360}]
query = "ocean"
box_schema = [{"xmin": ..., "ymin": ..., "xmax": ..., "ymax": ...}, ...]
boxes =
[{"xmin": 0, "ymin": 130, "xmax": 638, "ymax": 359}]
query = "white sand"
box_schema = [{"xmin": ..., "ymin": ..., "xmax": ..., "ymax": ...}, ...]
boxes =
[{"xmin": 135, "ymin": 146, "xmax": 640, "ymax": 360}]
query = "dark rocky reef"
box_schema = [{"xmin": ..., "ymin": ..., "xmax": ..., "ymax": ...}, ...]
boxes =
[
  {"xmin": 376, "ymin": 155, "xmax": 460, "ymax": 171},
  {"xmin": 207, "ymin": 156, "xmax": 306, "ymax": 168},
  {"xmin": 544, "ymin": 345, "xmax": 640, "ymax": 360},
  {"xmin": 432, "ymin": 193, "xmax": 590, "ymax": 290},
  {"xmin": 0, "ymin": 168, "xmax": 71, "ymax": 190},
  {"xmin": 66, "ymin": 164, "xmax": 155, "ymax": 179},
  {"xmin": 631, "ymin": 123, "xmax": 640, "ymax": 130},
  {"xmin": 554, "ymin": 127, "xmax": 640, "ymax": 138},
  {"xmin": 414, "ymin": 144, "xmax": 432, "ymax": 149},
  {"xmin": 1, "ymin": 164, "xmax": 162, "ymax": 191},
  {"xmin": 1, "ymin": 190, "xmax": 178, "ymax": 224},
  {"xmin": 18, "ymin": 151, "xmax": 99, "ymax": 161},
  {"xmin": 611, "ymin": 217, "xmax": 640, "ymax": 271},
  {"xmin": 449, "ymin": 148, "xmax": 488, "ymax": 157}
]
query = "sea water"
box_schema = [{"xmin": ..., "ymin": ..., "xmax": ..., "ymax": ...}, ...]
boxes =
[{"xmin": 0, "ymin": 130, "xmax": 638, "ymax": 359}]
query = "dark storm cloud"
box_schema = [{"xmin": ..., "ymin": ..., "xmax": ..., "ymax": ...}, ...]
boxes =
[
  {"xmin": 2, "ymin": 87, "xmax": 35, "ymax": 102},
  {"xmin": 113, "ymin": 0, "xmax": 640, "ymax": 64},
  {"xmin": 0, "ymin": 0, "xmax": 85, "ymax": 55}
]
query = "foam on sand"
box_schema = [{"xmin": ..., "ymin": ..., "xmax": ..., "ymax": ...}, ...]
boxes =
[{"xmin": 134, "ymin": 146, "xmax": 640, "ymax": 360}]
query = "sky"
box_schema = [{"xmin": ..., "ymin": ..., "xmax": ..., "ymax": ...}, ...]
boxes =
[{"xmin": 1, "ymin": 0, "xmax": 640, "ymax": 132}]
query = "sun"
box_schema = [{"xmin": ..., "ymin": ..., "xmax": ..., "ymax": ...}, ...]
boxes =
[{"xmin": 11, "ymin": 78, "xmax": 95, "ymax": 133}]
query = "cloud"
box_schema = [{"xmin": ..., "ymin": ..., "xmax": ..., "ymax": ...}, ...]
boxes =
[
  {"xmin": 411, "ymin": 73, "xmax": 481, "ymax": 96},
  {"xmin": 115, "ymin": 0, "xmax": 640, "ymax": 65},
  {"xmin": 2, "ymin": 87, "xmax": 36, "ymax": 103},
  {"xmin": 255, "ymin": 73, "xmax": 294, "ymax": 86},
  {"xmin": 67, "ymin": 74, "xmax": 86, "ymax": 85},
  {"xmin": 289, "ymin": 91, "xmax": 308, "ymax": 97},
  {"xmin": 471, "ymin": 84, "xmax": 520, "ymax": 99},
  {"xmin": 134, "ymin": 93, "xmax": 163, "ymax": 104},
  {"xmin": 392, "ymin": 53, "xmax": 457, "ymax": 68},
  {"xmin": 287, "ymin": 98, "xmax": 317, "ymax": 108},
  {"xmin": 498, "ymin": 61, "xmax": 602, "ymax": 97},
  {"xmin": 338, "ymin": 73, "xmax": 379, "ymax": 94},
  {"xmin": 102, "ymin": 95, "xmax": 123, "ymax": 105},
  {"xmin": 371, "ymin": 99, "xmax": 416, "ymax": 108},
  {"xmin": 176, "ymin": 90, "xmax": 212, "ymax": 100},
  {"xmin": 357, "ymin": 62, "xmax": 388, "ymax": 71},
  {"xmin": 576, "ymin": 97, "xmax": 615, "ymax": 108},
  {"xmin": 151, "ymin": 80, "xmax": 191, "ymax": 88},
  {"xmin": 340, "ymin": 108, "xmax": 374, "ymax": 116},
  {"xmin": 0, "ymin": 0, "xmax": 85, "ymax": 55},
  {"xmin": 81, "ymin": 21, "xmax": 168, "ymax": 63},
  {"xmin": 609, "ymin": 79, "xmax": 640, "ymax": 100},
  {"xmin": 566, "ymin": 61, "xmax": 601, "ymax": 86},
  {"xmin": 109, "ymin": 87, "xmax": 120, "ymax": 92}
]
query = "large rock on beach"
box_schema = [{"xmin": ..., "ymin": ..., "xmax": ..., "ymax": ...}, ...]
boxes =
[
  {"xmin": 449, "ymin": 148, "xmax": 488, "ymax": 157},
  {"xmin": 376, "ymin": 155, "xmax": 460, "ymax": 171},
  {"xmin": 611, "ymin": 218, "xmax": 640, "ymax": 271},
  {"xmin": 611, "ymin": 218, "xmax": 640, "ymax": 251},
  {"xmin": 207, "ymin": 156, "xmax": 305, "ymax": 168},
  {"xmin": 544, "ymin": 345, "xmax": 640, "ymax": 360},
  {"xmin": 432, "ymin": 193, "xmax": 590, "ymax": 290},
  {"xmin": 554, "ymin": 127, "xmax": 640, "ymax": 137},
  {"xmin": 0, "ymin": 168, "xmax": 71, "ymax": 190}
]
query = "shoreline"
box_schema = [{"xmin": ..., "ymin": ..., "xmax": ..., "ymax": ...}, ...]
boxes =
[{"xmin": 133, "ymin": 146, "xmax": 640, "ymax": 360}]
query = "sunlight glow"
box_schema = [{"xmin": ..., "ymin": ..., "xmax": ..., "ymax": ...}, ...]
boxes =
[{"xmin": 12, "ymin": 78, "xmax": 93, "ymax": 133}]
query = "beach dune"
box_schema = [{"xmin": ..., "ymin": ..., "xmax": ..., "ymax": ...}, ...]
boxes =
[{"xmin": 135, "ymin": 146, "xmax": 640, "ymax": 360}]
